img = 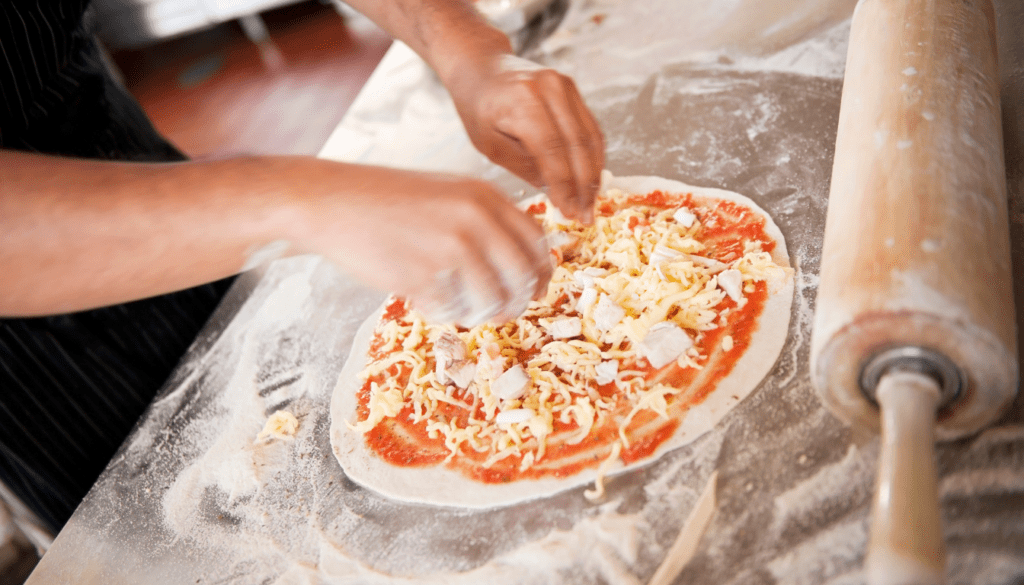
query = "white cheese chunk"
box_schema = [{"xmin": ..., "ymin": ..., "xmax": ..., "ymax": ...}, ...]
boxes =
[
  {"xmin": 446, "ymin": 360, "xmax": 477, "ymax": 389},
  {"xmin": 433, "ymin": 331, "xmax": 467, "ymax": 362},
  {"xmin": 544, "ymin": 317, "xmax": 582, "ymax": 339},
  {"xmin": 545, "ymin": 202, "xmax": 573, "ymax": 227},
  {"xmin": 547, "ymin": 230, "xmax": 576, "ymax": 250},
  {"xmin": 686, "ymin": 254, "xmax": 728, "ymax": 273},
  {"xmin": 673, "ymin": 207, "xmax": 697, "ymax": 227},
  {"xmin": 640, "ymin": 322, "xmax": 694, "ymax": 368},
  {"xmin": 496, "ymin": 408, "xmax": 535, "ymax": 425},
  {"xmin": 649, "ymin": 244, "xmax": 684, "ymax": 266},
  {"xmin": 573, "ymin": 271, "xmax": 593, "ymax": 289},
  {"xmin": 594, "ymin": 360, "xmax": 619, "ymax": 385},
  {"xmin": 476, "ymin": 352, "xmax": 506, "ymax": 382},
  {"xmin": 576, "ymin": 287, "xmax": 598, "ymax": 313},
  {"xmin": 717, "ymin": 269, "xmax": 744, "ymax": 302},
  {"xmin": 594, "ymin": 294, "xmax": 626, "ymax": 332},
  {"xmin": 433, "ymin": 330, "xmax": 468, "ymax": 384},
  {"xmin": 492, "ymin": 364, "xmax": 531, "ymax": 400},
  {"xmin": 721, "ymin": 335, "xmax": 734, "ymax": 351},
  {"xmin": 573, "ymin": 267, "xmax": 607, "ymax": 289}
]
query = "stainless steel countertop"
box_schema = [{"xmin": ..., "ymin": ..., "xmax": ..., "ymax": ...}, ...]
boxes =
[{"xmin": 28, "ymin": 1, "xmax": 1024, "ymax": 583}]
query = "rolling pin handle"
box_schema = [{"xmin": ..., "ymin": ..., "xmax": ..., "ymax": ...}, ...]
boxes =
[{"xmin": 863, "ymin": 355, "xmax": 953, "ymax": 585}]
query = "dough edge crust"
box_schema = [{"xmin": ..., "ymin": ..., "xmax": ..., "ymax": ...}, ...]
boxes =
[{"xmin": 329, "ymin": 174, "xmax": 794, "ymax": 508}]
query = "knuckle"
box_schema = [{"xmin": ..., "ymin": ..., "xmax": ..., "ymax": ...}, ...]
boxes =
[
  {"xmin": 510, "ymin": 78, "xmax": 541, "ymax": 100},
  {"xmin": 537, "ymin": 68, "xmax": 565, "ymax": 85},
  {"xmin": 568, "ymin": 136, "xmax": 592, "ymax": 153},
  {"xmin": 544, "ymin": 168, "xmax": 575, "ymax": 192},
  {"xmin": 542, "ymin": 135, "xmax": 568, "ymax": 154}
]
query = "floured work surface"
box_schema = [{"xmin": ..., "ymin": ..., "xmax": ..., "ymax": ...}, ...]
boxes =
[{"xmin": 29, "ymin": 1, "xmax": 1024, "ymax": 584}]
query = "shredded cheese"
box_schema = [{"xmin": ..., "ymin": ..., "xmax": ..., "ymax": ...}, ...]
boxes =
[
  {"xmin": 351, "ymin": 187, "xmax": 787, "ymax": 486},
  {"xmin": 257, "ymin": 410, "xmax": 299, "ymax": 441},
  {"xmin": 584, "ymin": 441, "xmax": 623, "ymax": 501}
]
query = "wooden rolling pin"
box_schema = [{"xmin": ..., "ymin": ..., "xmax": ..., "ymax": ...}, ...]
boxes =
[{"xmin": 810, "ymin": 0, "xmax": 1018, "ymax": 583}]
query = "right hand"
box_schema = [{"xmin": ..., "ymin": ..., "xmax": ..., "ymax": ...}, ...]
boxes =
[
  {"xmin": 292, "ymin": 164, "xmax": 552, "ymax": 326},
  {"xmin": 445, "ymin": 54, "xmax": 605, "ymax": 225}
]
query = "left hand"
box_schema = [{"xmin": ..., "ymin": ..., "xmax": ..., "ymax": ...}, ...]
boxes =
[{"xmin": 446, "ymin": 54, "xmax": 605, "ymax": 224}]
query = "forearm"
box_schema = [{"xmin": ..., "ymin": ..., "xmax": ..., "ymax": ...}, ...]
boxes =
[
  {"xmin": 345, "ymin": 0, "xmax": 605, "ymax": 224},
  {"xmin": 344, "ymin": 0, "xmax": 512, "ymax": 86},
  {"xmin": 0, "ymin": 150, "xmax": 309, "ymax": 316},
  {"xmin": 1, "ymin": 150, "xmax": 553, "ymax": 326}
]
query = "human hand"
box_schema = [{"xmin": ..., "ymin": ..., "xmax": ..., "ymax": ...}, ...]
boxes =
[
  {"xmin": 445, "ymin": 54, "xmax": 605, "ymax": 224},
  {"xmin": 293, "ymin": 164, "xmax": 552, "ymax": 326}
]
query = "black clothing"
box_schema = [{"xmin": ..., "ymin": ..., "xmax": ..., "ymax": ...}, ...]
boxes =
[{"xmin": 0, "ymin": 1, "xmax": 233, "ymax": 534}]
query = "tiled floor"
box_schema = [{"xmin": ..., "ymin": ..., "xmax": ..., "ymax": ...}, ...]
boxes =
[{"xmin": 0, "ymin": 3, "xmax": 390, "ymax": 582}]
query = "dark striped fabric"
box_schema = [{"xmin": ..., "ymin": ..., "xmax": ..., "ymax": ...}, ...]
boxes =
[{"xmin": 1, "ymin": 1, "xmax": 233, "ymax": 534}]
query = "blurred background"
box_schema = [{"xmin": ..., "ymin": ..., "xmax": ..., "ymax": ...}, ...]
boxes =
[
  {"xmin": 0, "ymin": 2, "xmax": 392, "ymax": 582},
  {"xmin": 95, "ymin": 0, "xmax": 393, "ymax": 159}
]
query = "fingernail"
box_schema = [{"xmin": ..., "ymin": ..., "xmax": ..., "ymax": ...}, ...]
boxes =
[{"xmin": 579, "ymin": 206, "xmax": 593, "ymax": 225}]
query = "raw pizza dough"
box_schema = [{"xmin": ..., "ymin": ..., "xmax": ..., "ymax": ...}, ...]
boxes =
[{"xmin": 330, "ymin": 174, "xmax": 794, "ymax": 508}]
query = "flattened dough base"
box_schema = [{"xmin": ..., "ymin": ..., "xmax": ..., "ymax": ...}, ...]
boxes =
[{"xmin": 329, "ymin": 175, "xmax": 794, "ymax": 508}]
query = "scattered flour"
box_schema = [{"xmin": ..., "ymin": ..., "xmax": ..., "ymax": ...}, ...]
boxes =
[
  {"xmin": 313, "ymin": 509, "xmax": 647, "ymax": 585},
  {"xmin": 120, "ymin": 2, "xmax": 1024, "ymax": 582},
  {"xmin": 771, "ymin": 444, "xmax": 874, "ymax": 538},
  {"xmin": 767, "ymin": 517, "xmax": 868, "ymax": 585},
  {"xmin": 164, "ymin": 267, "xmax": 316, "ymax": 519}
]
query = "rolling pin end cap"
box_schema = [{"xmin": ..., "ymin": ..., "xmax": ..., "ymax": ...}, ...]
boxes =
[{"xmin": 860, "ymin": 346, "xmax": 964, "ymax": 411}]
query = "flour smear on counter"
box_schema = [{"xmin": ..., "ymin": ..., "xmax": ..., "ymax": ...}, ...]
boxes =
[{"xmin": 152, "ymin": 261, "xmax": 728, "ymax": 583}]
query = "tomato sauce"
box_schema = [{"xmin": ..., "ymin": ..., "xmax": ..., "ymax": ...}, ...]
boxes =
[
  {"xmin": 356, "ymin": 188, "xmax": 778, "ymax": 483},
  {"xmin": 525, "ymin": 201, "xmax": 547, "ymax": 215}
]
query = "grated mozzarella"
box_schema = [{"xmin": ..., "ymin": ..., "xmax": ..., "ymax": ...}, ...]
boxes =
[
  {"xmin": 496, "ymin": 408, "xmax": 535, "ymax": 425},
  {"xmin": 351, "ymin": 185, "xmax": 787, "ymax": 486}
]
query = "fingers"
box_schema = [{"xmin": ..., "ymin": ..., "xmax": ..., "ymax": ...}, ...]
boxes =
[
  {"xmin": 484, "ymin": 200, "xmax": 552, "ymax": 313},
  {"xmin": 449, "ymin": 243, "xmax": 508, "ymax": 326},
  {"xmin": 539, "ymin": 74, "xmax": 604, "ymax": 223},
  {"xmin": 410, "ymin": 181, "xmax": 552, "ymax": 326},
  {"xmin": 490, "ymin": 68, "xmax": 605, "ymax": 225}
]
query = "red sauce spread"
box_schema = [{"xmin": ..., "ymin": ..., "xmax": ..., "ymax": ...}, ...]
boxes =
[{"xmin": 356, "ymin": 189, "xmax": 779, "ymax": 483}]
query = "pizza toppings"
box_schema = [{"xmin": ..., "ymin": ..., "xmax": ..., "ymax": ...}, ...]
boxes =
[
  {"xmin": 496, "ymin": 408, "xmax": 535, "ymax": 425},
  {"xmin": 257, "ymin": 410, "xmax": 299, "ymax": 441},
  {"xmin": 717, "ymin": 269, "xmax": 744, "ymax": 302},
  {"xmin": 575, "ymin": 287, "xmax": 598, "ymax": 313},
  {"xmin": 594, "ymin": 360, "xmax": 619, "ymax": 385},
  {"xmin": 593, "ymin": 293, "xmax": 626, "ymax": 332},
  {"xmin": 446, "ymin": 360, "xmax": 477, "ymax": 389},
  {"xmin": 434, "ymin": 330, "xmax": 471, "ymax": 386},
  {"xmin": 543, "ymin": 317, "xmax": 583, "ymax": 339},
  {"xmin": 492, "ymin": 364, "xmax": 531, "ymax": 400},
  {"xmin": 639, "ymin": 322, "xmax": 694, "ymax": 368},
  {"xmin": 348, "ymin": 184, "xmax": 790, "ymax": 489},
  {"xmin": 673, "ymin": 207, "xmax": 697, "ymax": 227},
  {"xmin": 722, "ymin": 335, "xmax": 735, "ymax": 352}
]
